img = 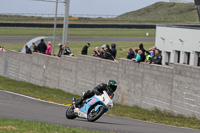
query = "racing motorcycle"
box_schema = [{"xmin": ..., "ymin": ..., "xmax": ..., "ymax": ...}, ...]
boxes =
[{"xmin": 66, "ymin": 91, "xmax": 113, "ymax": 122}]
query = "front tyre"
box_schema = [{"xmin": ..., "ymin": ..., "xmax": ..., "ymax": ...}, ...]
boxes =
[
  {"xmin": 87, "ymin": 106, "xmax": 105, "ymax": 122},
  {"xmin": 66, "ymin": 105, "xmax": 76, "ymax": 119}
]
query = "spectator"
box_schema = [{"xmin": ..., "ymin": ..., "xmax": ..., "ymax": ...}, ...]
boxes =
[
  {"xmin": 106, "ymin": 44, "xmax": 112, "ymax": 55},
  {"xmin": 95, "ymin": 47, "xmax": 101, "ymax": 57},
  {"xmin": 144, "ymin": 51, "xmax": 152, "ymax": 63},
  {"xmin": 81, "ymin": 43, "xmax": 90, "ymax": 55},
  {"xmin": 139, "ymin": 51, "xmax": 146, "ymax": 63},
  {"xmin": 138, "ymin": 43, "xmax": 146, "ymax": 63},
  {"xmin": 111, "ymin": 43, "xmax": 117, "ymax": 59},
  {"xmin": 100, "ymin": 44, "xmax": 106, "ymax": 58},
  {"xmin": 151, "ymin": 49, "xmax": 162, "ymax": 65},
  {"xmin": 150, "ymin": 46, "xmax": 157, "ymax": 57},
  {"xmin": 102, "ymin": 44, "xmax": 115, "ymax": 61},
  {"xmin": 25, "ymin": 45, "xmax": 32, "ymax": 54},
  {"xmin": 92, "ymin": 50, "xmax": 98, "ymax": 57},
  {"xmin": 58, "ymin": 44, "xmax": 74, "ymax": 57},
  {"xmin": 57, "ymin": 43, "xmax": 63, "ymax": 57},
  {"xmin": 139, "ymin": 43, "xmax": 146, "ymax": 53},
  {"xmin": 135, "ymin": 49, "xmax": 138, "ymax": 55},
  {"xmin": 127, "ymin": 48, "xmax": 135, "ymax": 60},
  {"xmin": 0, "ymin": 46, "xmax": 5, "ymax": 51},
  {"xmin": 149, "ymin": 48, "xmax": 153, "ymax": 56},
  {"xmin": 37, "ymin": 39, "xmax": 47, "ymax": 54},
  {"xmin": 45, "ymin": 41, "xmax": 52, "ymax": 55},
  {"xmin": 132, "ymin": 50, "xmax": 142, "ymax": 62},
  {"xmin": 32, "ymin": 43, "xmax": 38, "ymax": 52}
]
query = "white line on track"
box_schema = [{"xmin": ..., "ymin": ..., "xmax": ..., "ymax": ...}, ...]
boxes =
[{"xmin": 0, "ymin": 90, "xmax": 69, "ymax": 107}]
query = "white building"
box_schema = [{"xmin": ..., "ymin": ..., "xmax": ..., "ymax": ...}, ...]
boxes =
[{"xmin": 155, "ymin": 25, "xmax": 200, "ymax": 66}]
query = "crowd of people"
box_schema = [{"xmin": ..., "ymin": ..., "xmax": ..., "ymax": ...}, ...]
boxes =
[
  {"xmin": 81, "ymin": 43, "xmax": 117, "ymax": 61},
  {"xmin": 25, "ymin": 39, "xmax": 162, "ymax": 65},
  {"xmin": 127, "ymin": 44, "xmax": 162, "ymax": 65},
  {"xmin": 26, "ymin": 39, "xmax": 52, "ymax": 55},
  {"xmin": 81, "ymin": 42, "xmax": 162, "ymax": 65},
  {"xmin": 25, "ymin": 39, "xmax": 73, "ymax": 57}
]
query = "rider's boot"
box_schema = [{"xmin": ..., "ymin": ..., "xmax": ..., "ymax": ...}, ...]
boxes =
[{"xmin": 75, "ymin": 97, "xmax": 84, "ymax": 108}]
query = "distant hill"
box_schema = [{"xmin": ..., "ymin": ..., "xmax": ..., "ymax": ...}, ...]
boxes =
[{"xmin": 118, "ymin": 2, "xmax": 199, "ymax": 23}]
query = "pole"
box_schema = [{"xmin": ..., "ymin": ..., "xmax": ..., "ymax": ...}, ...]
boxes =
[
  {"xmin": 52, "ymin": 0, "xmax": 58, "ymax": 56},
  {"xmin": 62, "ymin": 0, "xmax": 70, "ymax": 45}
]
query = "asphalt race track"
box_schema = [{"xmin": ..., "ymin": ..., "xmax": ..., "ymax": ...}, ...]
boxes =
[
  {"xmin": 0, "ymin": 91, "xmax": 199, "ymax": 133},
  {"xmin": 0, "ymin": 36, "xmax": 155, "ymax": 44}
]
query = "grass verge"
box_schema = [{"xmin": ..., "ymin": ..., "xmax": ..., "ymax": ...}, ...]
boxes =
[
  {"xmin": 0, "ymin": 76, "xmax": 200, "ymax": 130},
  {"xmin": 0, "ymin": 27, "xmax": 155, "ymax": 37},
  {"xmin": 0, "ymin": 41, "xmax": 154, "ymax": 60},
  {"xmin": 0, "ymin": 117, "xmax": 102, "ymax": 133}
]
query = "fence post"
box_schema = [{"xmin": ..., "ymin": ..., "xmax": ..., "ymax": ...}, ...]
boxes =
[{"xmin": 4, "ymin": 52, "xmax": 9, "ymax": 77}]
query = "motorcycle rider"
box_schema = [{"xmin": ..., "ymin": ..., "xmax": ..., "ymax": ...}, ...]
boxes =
[{"xmin": 73, "ymin": 80, "xmax": 117, "ymax": 107}]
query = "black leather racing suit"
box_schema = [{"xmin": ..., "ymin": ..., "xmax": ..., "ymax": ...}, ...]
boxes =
[{"xmin": 77, "ymin": 83, "xmax": 114, "ymax": 106}]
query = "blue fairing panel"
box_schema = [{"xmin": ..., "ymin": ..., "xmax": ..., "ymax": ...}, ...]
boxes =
[{"xmin": 79, "ymin": 96, "xmax": 101, "ymax": 114}]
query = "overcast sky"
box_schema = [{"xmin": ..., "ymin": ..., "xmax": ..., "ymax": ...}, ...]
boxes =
[{"xmin": 0, "ymin": 0, "xmax": 170, "ymax": 16}]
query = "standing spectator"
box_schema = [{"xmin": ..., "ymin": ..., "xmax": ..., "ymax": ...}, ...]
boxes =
[
  {"xmin": 106, "ymin": 44, "xmax": 112, "ymax": 55},
  {"xmin": 46, "ymin": 41, "xmax": 52, "ymax": 55},
  {"xmin": 58, "ymin": 44, "xmax": 74, "ymax": 57},
  {"xmin": 139, "ymin": 43, "xmax": 146, "ymax": 62},
  {"xmin": 151, "ymin": 49, "xmax": 162, "ymax": 65},
  {"xmin": 139, "ymin": 43, "xmax": 146, "ymax": 53},
  {"xmin": 95, "ymin": 47, "xmax": 101, "ymax": 57},
  {"xmin": 81, "ymin": 43, "xmax": 90, "ymax": 55},
  {"xmin": 25, "ymin": 45, "xmax": 32, "ymax": 54},
  {"xmin": 57, "ymin": 43, "xmax": 63, "ymax": 57},
  {"xmin": 32, "ymin": 43, "xmax": 38, "ymax": 52},
  {"xmin": 127, "ymin": 48, "xmax": 135, "ymax": 60},
  {"xmin": 133, "ymin": 50, "xmax": 141, "ymax": 62},
  {"xmin": 102, "ymin": 44, "xmax": 114, "ymax": 60},
  {"xmin": 37, "ymin": 39, "xmax": 47, "ymax": 54},
  {"xmin": 0, "ymin": 46, "xmax": 5, "ymax": 51},
  {"xmin": 111, "ymin": 43, "xmax": 117, "ymax": 59},
  {"xmin": 144, "ymin": 51, "xmax": 152, "ymax": 63},
  {"xmin": 100, "ymin": 44, "xmax": 106, "ymax": 58}
]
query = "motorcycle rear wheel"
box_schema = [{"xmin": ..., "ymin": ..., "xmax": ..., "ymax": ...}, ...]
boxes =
[
  {"xmin": 87, "ymin": 106, "xmax": 105, "ymax": 122},
  {"xmin": 66, "ymin": 105, "xmax": 76, "ymax": 119}
]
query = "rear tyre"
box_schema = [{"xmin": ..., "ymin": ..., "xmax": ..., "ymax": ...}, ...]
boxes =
[
  {"xmin": 66, "ymin": 105, "xmax": 76, "ymax": 119},
  {"xmin": 87, "ymin": 106, "xmax": 105, "ymax": 122}
]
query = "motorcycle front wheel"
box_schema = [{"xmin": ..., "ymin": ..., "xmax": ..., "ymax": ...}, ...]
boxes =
[
  {"xmin": 87, "ymin": 106, "xmax": 105, "ymax": 122},
  {"xmin": 66, "ymin": 105, "xmax": 76, "ymax": 119}
]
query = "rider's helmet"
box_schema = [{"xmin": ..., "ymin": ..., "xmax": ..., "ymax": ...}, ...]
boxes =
[{"xmin": 107, "ymin": 80, "xmax": 117, "ymax": 93}]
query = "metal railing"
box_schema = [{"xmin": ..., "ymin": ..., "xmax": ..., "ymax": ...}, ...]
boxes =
[{"xmin": 0, "ymin": 13, "xmax": 199, "ymax": 23}]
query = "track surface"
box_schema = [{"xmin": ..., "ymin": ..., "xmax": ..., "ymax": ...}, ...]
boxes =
[
  {"xmin": 0, "ymin": 91, "xmax": 199, "ymax": 133},
  {"xmin": 0, "ymin": 36, "xmax": 155, "ymax": 44}
]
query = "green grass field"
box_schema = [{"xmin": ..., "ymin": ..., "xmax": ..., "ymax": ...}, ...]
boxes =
[
  {"xmin": 118, "ymin": 2, "xmax": 199, "ymax": 23},
  {"xmin": 0, "ymin": 118, "xmax": 103, "ymax": 133},
  {"xmin": 0, "ymin": 27, "xmax": 155, "ymax": 37},
  {"xmin": 0, "ymin": 76, "xmax": 200, "ymax": 130},
  {"xmin": 0, "ymin": 41, "xmax": 154, "ymax": 60}
]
